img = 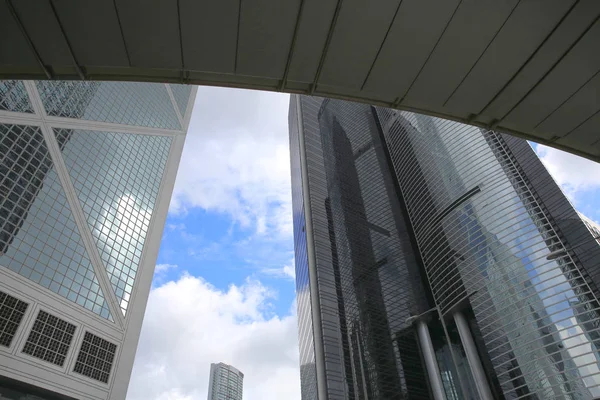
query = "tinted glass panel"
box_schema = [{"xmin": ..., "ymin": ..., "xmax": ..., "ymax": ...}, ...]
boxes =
[
  {"xmin": 55, "ymin": 128, "xmax": 172, "ymax": 315},
  {"xmin": 169, "ymin": 84, "xmax": 192, "ymax": 117},
  {"xmin": 0, "ymin": 81, "xmax": 33, "ymax": 113},
  {"xmin": 376, "ymin": 108, "xmax": 600, "ymax": 399},
  {"xmin": 36, "ymin": 81, "xmax": 181, "ymax": 130},
  {"xmin": 0, "ymin": 124, "xmax": 112, "ymax": 320}
]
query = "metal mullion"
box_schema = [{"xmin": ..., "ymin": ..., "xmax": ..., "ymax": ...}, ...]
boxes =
[
  {"xmin": 484, "ymin": 293, "xmax": 599, "ymax": 353},
  {"xmin": 500, "ymin": 333, "xmax": 600, "ymax": 382},
  {"xmin": 481, "ymin": 280, "xmax": 593, "ymax": 345},
  {"xmin": 493, "ymin": 131, "xmax": 600, "ymax": 308},
  {"xmin": 487, "ymin": 293, "xmax": 600, "ymax": 358},
  {"xmin": 476, "ymin": 273, "xmax": 592, "ymax": 331},
  {"xmin": 510, "ymin": 361, "xmax": 600, "ymax": 399},
  {"xmin": 23, "ymin": 81, "xmax": 125, "ymax": 328},
  {"xmin": 424, "ymin": 213, "xmax": 554, "ymax": 293}
]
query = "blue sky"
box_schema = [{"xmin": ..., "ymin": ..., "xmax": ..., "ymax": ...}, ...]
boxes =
[
  {"xmin": 127, "ymin": 88, "xmax": 600, "ymax": 400},
  {"xmin": 533, "ymin": 142, "xmax": 600, "ymax": 223},
  {"xmin": 128, "ymin": 88, "xmax": 299, "ymax": 400},
  {"xmin": 155, "ymin": 207, "xmax": 295, "ymax": 315}
]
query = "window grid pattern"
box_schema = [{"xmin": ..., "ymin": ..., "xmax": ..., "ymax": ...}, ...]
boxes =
[
  {"xmin": 289, "ymin": 96, "xmax": 319, "ymax": 400},
  {"xmin": 55, "ymin": 128, "xmax": 172, "ymax": 315},
  {"xmin": 0, "ymin": 123, "xmax": 112, "ymax": 320},
  {"xmin": 0, "ymin": 81, "xmax": 33, "ymax": 113},
  {"xmin": 296, "ymin": 97, "xmax": 434, "ymax": 399},
  {"xmin": 376, "ymin": 108, "xmax": 600, "ymax": 399},
  {"xmin": 0, "ymin": 290, "xmax": 28, "ymax": 347},
  {"xmin": 36, "ymin": 81, "xmax": 181, "ymax": 130},
  {"xmin": 208, "ymin": 363, "xmax": 244, "ymax": 400},
  {"xmin": 73, "ymin": 331, "xmax": 116, "ymax": 384},
  {"xmin": 169, "ymin": 84, "xmax": 192, "ymax": 117},
  {"xmin": 22, "ymin": 310, "xmax": 76, "ymax": 367}
]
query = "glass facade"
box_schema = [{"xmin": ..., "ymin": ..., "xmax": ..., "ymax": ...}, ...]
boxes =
[
  {"xmin": 289, "ymin": 95, "xmax": 319, "ymax": 400},
  {"xmin": 55, "ymin": 128, "xmax": 172, "ymax": 315},
  {"xmin": 0, "ymin": 123, "xmax": 112, "ymax": 319},
  {"xmin": 291, "ymin": 97, "xmax": 436, "ymax": 399},
  {"xmin": 291, "ymin": 95, "xmax": 600, "ymax": 399},
  {"xmin": 36, "ymin": 81, "xmax": 182, "ymax": 130},
  {"xmin": 0, "ymin": 81, "xmax": 33, "ymax": 113},
  {"xmin": 169, "ymin": 84, "xmax": 193, "ymax": 117},
  {"xmin": 0, "ymin": 79, "xmax": 194, "ymax": 399},
  {"xmin": 207, "ymin": 362, "xmax": 244, "ymax": 400}
]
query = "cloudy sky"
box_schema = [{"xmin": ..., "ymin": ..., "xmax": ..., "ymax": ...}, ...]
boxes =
[{"xmin": 126, "ymin": 87, "xmax": 600, "ymax": 400}]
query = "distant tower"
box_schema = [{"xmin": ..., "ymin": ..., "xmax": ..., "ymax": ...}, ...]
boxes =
[{"xmin": 208, "ymin": 362, "xmax": 244, "ymax": 400}]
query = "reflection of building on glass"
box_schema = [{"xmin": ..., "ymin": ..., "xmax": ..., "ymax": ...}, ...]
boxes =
[
  {"xmin": 290, "ymin": 95, "xmax": 600, "ymax": 400},
  {"xmin": 0, "ymin": 80, "xmax": 195, "ymax": 400},
  {"xmin": 207, "ymin": 362, "xmax": 244, "ymax": 400},
  {"xmin": 0, "ymin": 126, "xmax": 72, "ymax": 256}
]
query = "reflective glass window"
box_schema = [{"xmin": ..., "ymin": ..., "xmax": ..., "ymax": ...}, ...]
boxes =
[
  {"xmin": 0, "ymin": 124, "xmax": 112, "ymax": 320},
  {"xmin": 0, "ymin": 81, "xmax": 33, "ymax": 113},
  {"xmin": 169, "ymin": 84, "xmax": 192, "ymax": 117},
  {"xmin": 55, "ymin": 128, "xmax": 172, "ymax": 315},
  {"xmin": 36, "ymin": 81, "xmax": 181, "ymax": 130}
]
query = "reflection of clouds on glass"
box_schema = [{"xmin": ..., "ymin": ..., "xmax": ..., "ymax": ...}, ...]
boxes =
[
  {"xmin": 56, "ymin": 128, "xmax": 172, "ymax": 315},
  {"xmin": 0, "ymin": 124, "xmax": 112, "ymax": 319},
  {"xmin": 385, "ymin": 110, "xmax": 600, "ymax": 397},
  {"xmin": 99, "ymin": 194, "xmax": 152, "ymax": 312}
]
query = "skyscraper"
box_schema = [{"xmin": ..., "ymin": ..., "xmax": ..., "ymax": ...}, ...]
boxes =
[
  {"xmin": 0, "ymin": 80, "xmax": 196, "ymax": 399},
  {"xmin": 579, "ymin": 213, "xmax": 600, "ymax": 246},
  {"xmin": 290, "ymin": 95, "xmax": 600, "ymax": 399},
  {"xmin": 207, "ymin": 362, "xmax": 244, "ymax": 400}
]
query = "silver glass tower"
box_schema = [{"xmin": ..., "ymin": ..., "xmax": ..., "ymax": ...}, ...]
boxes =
[
  {"xmin": 207, "ymin": 362, "xmax": 244, "ymax": 400},
  {"xmin": 290, "ymin": 95, "xmax": 600, "ymax": 400},
  {"xmin": 0, "ymin": 80, "xmax": 196, "ymax": 399}
]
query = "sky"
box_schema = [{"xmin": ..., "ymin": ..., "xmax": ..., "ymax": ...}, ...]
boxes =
[{"xmin": 127, "ymin": 87, "xmax": 600, "ymax": 400}]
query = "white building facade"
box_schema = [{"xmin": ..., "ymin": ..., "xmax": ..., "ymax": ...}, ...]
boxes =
[{"xmin": 0, "ymin": 80, "xmax": 196, "ymax": 399}]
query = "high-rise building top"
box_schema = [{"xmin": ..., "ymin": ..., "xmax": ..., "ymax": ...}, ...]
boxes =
[
  {"xmin": 290, "ymin": 95, "xmax": 600, "ymax": 399},
  {"xmin": 579, "ymin": 212, "xmax": 600, "ymax": 246},
  {"xmin": 0, "ymin": 80, "xmax": 196, "ymax": 399},
  {"xmin": 207, "ymin": 362, "xmax": 244, "ymax": 400}
]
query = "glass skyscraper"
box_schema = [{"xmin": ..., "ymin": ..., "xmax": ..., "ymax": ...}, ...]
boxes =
[
  {"xmin": 290, "ymin": 95, "xmax": 600, "ymax": 399},
  {"xmin": 207, "ymin": 362, "xmax": 244, "ymax": 400},
  {"xmin": 0, "ymin": 80, "xmax": 195, "ymax": 399}
]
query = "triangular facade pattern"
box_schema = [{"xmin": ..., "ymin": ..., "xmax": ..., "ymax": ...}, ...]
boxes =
[
  {"xmin": 54, "ymin": 128, "xmax": 172, "ymax": 315},
  {"xmin": 169, "ymin": 84, "xmax": 192, "ymax": 117},
  {"xmin": 37, "ymin": 81, "xmax": 182, "ymax": 130},
  {"xmin": 0, "ymin": 123, "xmax": 113, "ymax": 320}
]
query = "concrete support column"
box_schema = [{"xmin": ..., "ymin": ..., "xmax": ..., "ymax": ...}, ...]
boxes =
[
  {"xmin": 453, "ymin": 311, "xmax": 493, "ymax": 400},
  {"xmin": 415, "ymin": 319, "xmax": 447, "ymax": 400}
]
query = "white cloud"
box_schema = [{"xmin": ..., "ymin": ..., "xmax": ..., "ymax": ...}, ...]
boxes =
[
  {"xmin": 170, "ymin": 87, "xmax": 292, "ymax": 239},
  {"xmin": 535, "ymin": 144, "xmax": 600, "ymax": 202},
  {"xmin": 128, "ymin": 275, "xmax": 300, "ymax": 400},
  {"xmin": 154, "ymin": 264, "xmax": 178, "ymax": 274},
  {"xmin": 260, "ymin": 263, "xmax": 296, "ymax": 281}
]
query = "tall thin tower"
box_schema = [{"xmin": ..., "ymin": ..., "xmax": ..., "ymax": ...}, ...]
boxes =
[{"xmin": 207, "ymin": 362, "xmax": 244, "ymax": 400}]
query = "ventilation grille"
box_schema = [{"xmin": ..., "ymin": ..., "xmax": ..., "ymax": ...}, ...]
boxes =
[
  {"xmin": 0, "ymin": 291, "xmax": 28, "ymax": 347},
  {"xmin": 73, "ymin": 331, "xmax": 116, "ymax": 383},
  {"xmin": 22, "ymin": 310, "xmax": 76, "ymax": 366}
]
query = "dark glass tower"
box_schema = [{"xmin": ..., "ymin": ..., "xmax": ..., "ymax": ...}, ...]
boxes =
[{"xmin": 290, "ymin": 95, "xmax": 600, "ymax": 400}]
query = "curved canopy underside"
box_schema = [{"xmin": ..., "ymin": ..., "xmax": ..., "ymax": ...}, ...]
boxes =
[{"xmin": 2, "ymin": 0, "xmax": 600, "ymax": 161}]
